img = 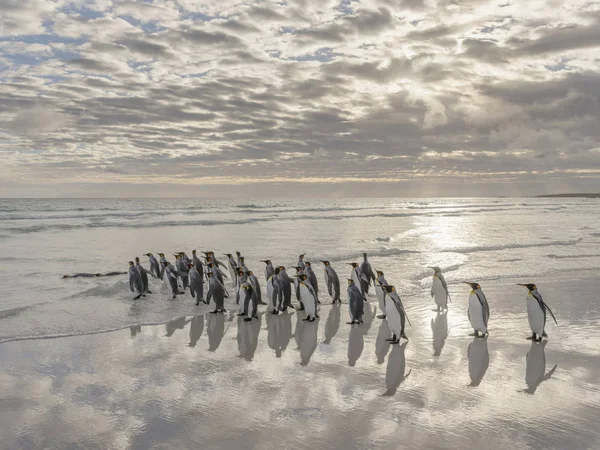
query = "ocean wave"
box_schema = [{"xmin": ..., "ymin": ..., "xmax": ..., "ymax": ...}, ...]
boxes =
[
  {"xmin": 374, "ymin": 237, "xmax": 391, "ymax": 242},
  {"xmin": 0, "ymin": 303, "xmax": 51, "ymax": 320},
  {"xmin": 546, "ymin": 253, "xmax": 600, "ymax": 259},
  {"xmin": 442, "ymin": 238, "xmax": 582, "ymax": 254},
  {"xmin": 414, "ymin": 264, "xmax": 462, "ymax": 283},
  {"xmin": 591, "ymin": 233, "xmax": 600, "ymax": 238}
]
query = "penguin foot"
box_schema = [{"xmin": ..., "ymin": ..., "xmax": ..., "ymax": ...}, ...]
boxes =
[
  {"xmin": 142, "ymin": 294, "xmax": 146, "ymax": 297},
  {"xmin": 172, "ymin": 295, "xmax": 177, "ymax": 299},
  {"xmin": 243, "ymin": 318, "xmax": 252, "ymax": 322},
  {"xmin": 385, "ymin": 338, "xmax": 396, "ymax": 342},
  {"xmin": 237, "ymin": 313, "xmax": 245, "ymax": 316},
  {"xmin": 298, "ymin": 306, "xmax": 305, "ymax": 311},
  {"xmin": 543, "ymin": 331, "xmax": 548, "ymax": 338},
  {"xmin": 469, "ymin": 332, "xmax": 478, "ymax": 337},
  {"xmin": 258, "ymin": 301, "xmax": 267, "ymax": 305},
  {"xmin": 133, "ymin": 295, "xmax": 141, "ymax": 300},
  {"xmin": 526, "ymin": 334, "xmax": 536, "ymax": 340},
  {"xmin": 178, "ymin": 291, "xmax": 185, "ymax": 295},
  {"xmin": 346, "ymin": 321, "xmax": 356, "ymax": 325},
  {"xmin": 303, "ymin": 318, "xmax": 311, "ymax": 321},
  {"xmin": 390, "ymin": 340, "xmax": 400, "ymax": 345},
  {"xmin": 309, "ymin": 318, "xmax": 316, "ymax": 322},
  {"xmin": 401, "ymin": 334, "xmax": 409, "ymax": 340},
  {"xmin": 195, "ymin": 301, "xmax": 200, "ymax": 306},
  {"xmin": 376, "ymin": 314, "xmax": 386, "ymax": 319},
  {"xmin": 146, "ymin": 290, "xmax": 153, "ymax": 294},
  {"xmin": 271, "ymin": 310, "xmax": 278, "ymax": 315},
  {"xmin": 317, "ymin": 300, "xmax": 321, "ymax": 304},
  {"xmin": 209, "ymin": 310, "xmax": 218, "ymax": 314}
]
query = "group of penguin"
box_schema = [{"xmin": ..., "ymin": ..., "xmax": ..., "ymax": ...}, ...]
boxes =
[{"xmin": 128, "ymin": 251, "xmax": 558, "ymax": 344}]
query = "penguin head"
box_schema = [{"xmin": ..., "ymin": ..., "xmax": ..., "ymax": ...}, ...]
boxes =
[
  {"xmin": 279, "ymin": 266, "xmax": 286, "ymax": 271},
  {"xmin": 518, "ymin": 283, "xmax": 537, "ymax": 291},
  {"xmin": 192, "ymin": 249, "xmax": 196, "ymax": 255},
  {"xmin": 129, "ymin": 261, "xmax": 134, "ymax": 267},
  {"xmin": 236, "ymin": 251, "xmax": 241, "ymax": 256},
  {"xmin": 299, "ymin": 253, "xmax": 305, "ymax": 259},
  {"xmin": 206, "ymin": 256, "xmax": 213, "ymax": 263},
  {"xmin": 246, "ymin": 271, "xmax": 253, "ymax": 276},
  {"xmin": 305, "ymin": 261, "xmax": 311, "ymax": 267},
  {"xmin": 145, "ymin": 253, "xmax": 152, "ymax": 257},
  {"xmin": 62, "ymin": 274, "xmax": 70, "ymax": 278},
  {"xmin": 208, "ymin": 271, "xmax": 213, "ymax": 277},
  {"xmin": 363, "ymin": 252, "xmax": 367, "ymax": 258},
  {"xmin": 188, "ymin": 263, "xmax": 194, "ymax": 269},
  {"xmin": 240, "ymin": 256, "xmax": 245, "ymax": 262},
  {"xmin": 429, "ymin": 266, "xmax": 442, "ymax": 274},
  {"xmin": 382, "ymin": 285, "xmax": 395, "ymax": 293},
  {"xmin": 237, "ymin": 267, "xmax": 245, "ymax": 275},
  {"xmin": 293, "ymin": 266, "xmax": 303, "ymax": 272},
  {"xmin": 347, "ymin": 262, "xmax": 358, "ymax": 268},
  {"xmin": 261, "ymin": 259, "xmax": 271, "ymax": 264},
  {"xmin": 208, "ymin": 262, "xmax": 214, "ymax": 268},
  {"xmin": 376, "ymin": 270, "xmax": 384, "ymax": 277},
  {"xmin": 173, "ymin": 253, "xmax": 180, "ymax": 258},
  {"xmin": 463, "ymin": 282, "xmax": 480, "ymax": 290},
  {"xmin": 299, "ymin": 274, "xmax": 308, "ymax": 281},
  {"xmin": 347, "ymin": 278, "xmax": 354, "ymax": 286},
  {"xmin": 158, "ymin": 253, "xmax": 164, "ymax": 257},
  {"xmin": 224, "ymin": 253, "xmax": 232, "ymax": 257},
  {"xmin": 135, "ymin": 257, "xmax": 140, "ymax": 263},
  {"xmin": 243, "ymin": 283, "xmax": 252, "ymax": 291},
  {"xmin": 165, "ymin": 261, "xmax": 170, "ymax": 266},
  {"xmin": 320, "ymin": 260, "xmax": 330, "ymax": 266},
  {"xmin": 274, "ymin": 267, "xmax": 281, "ymax": 275}
]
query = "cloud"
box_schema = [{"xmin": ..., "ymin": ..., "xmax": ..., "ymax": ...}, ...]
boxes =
[{"xmin": 0, "ymin": 0, "xmax": 598, "ymax": 196}]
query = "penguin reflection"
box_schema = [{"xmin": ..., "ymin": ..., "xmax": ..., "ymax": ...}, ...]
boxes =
[
  {"xmin": 323, "ymin": 302, "xmax": 341, "ymax": 344},
  {"xmin": 237, "ymin": 313, "xmax": 262, "ymax": 361},
  {"xmin": 375, "ymin": 320, "xmax": 391, "ymax": 364},
  {"xmin": 165, "ymin": 316, "xmax": 190, "ymax": 337},
  {"xmin": 523, "ymin": 341, "xmax": 557, "ymax": 394},
  {"xmin": 188, "ymin": 315, "xmax": 204, "ymax": 348},
  {"xmin": 347, "ymin": 325, "xmax": 365, "ymax": 367},
  {"xmin": 130, "ymin": 325, "xmax": 142, "ymax": 338},
  {"xmin": 384, "ymin": 341, "xmax": 411, "ymax": 396},
  {"xmin": 467, "ymin": 337, "xmax": 489, "ymax": 387},
  {"xmin": 267, "ymin": 310, "xmax": 293, "ymax": 357},
  {"xmin": 297, "ymin": 318, "xmax": 318, "ymax": 366},
  {"xmin": 431, "ymin": 311, "xmax": 448, "ymax": 356},
  {"xmin": 207, "ymin": 312, "xmax": 227, "ymax": 352}
]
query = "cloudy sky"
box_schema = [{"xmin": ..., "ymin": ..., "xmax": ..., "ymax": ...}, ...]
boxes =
[{"xmin": 1, "ymin": 0, "xmax": 599, "ymax": 197}]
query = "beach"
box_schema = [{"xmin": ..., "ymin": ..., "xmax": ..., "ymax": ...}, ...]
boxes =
[
  {"xmin": 1, "ymin": 271, "xmax": 599, "ymax": 450},
  {"xmin": 1, "ymin": 198, "xmax": 600, "ymax": 449}
]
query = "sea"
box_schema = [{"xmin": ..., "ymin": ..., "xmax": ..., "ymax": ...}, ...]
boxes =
[{"xmin": 1, "ymin": 197, "xmax": 599, "ymax": 344}]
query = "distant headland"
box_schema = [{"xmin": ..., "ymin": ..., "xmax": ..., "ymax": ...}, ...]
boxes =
[{"xmin": 535, "ymin": 193, "xmax": 600, "ymax": 198}]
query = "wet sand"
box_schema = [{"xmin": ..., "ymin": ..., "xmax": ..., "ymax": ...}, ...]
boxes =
[{"xmin": 1, "ymin": 272, "xmax": 599, "ymax": 450}]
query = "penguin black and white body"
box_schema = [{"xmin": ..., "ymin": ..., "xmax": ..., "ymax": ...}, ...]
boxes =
[
  {"xmin": 189, "ymin": 264, "xmax": 205, "ymax": 305},
  {"xmin": 145, "ymin": 253, "xmax": 161, "ymax": 279},
  {"xmin": 180, "ymin": 252, "xmax": 192, "ymax": 266},
  {"xmin": 304, "ymin": 261, "xmax": 319, "ymax": 304},
  {"xmin": 240, "ymin": 283, "xmax": 258, "ymax": 321},
  {"xmin": 293, "ymin": 266, "xmax": 305, "ymax": 310},
  {"xmin": 346, "ymin": 278, "xmax": 364, "ymax": 324},
  {"xmin": 224, "ymin": 253, "xmax": 238, "ymax": 286},
  {"xmin": 128, "ymin": 261, "xmax": 145, "ymax": 300},
  {"xmin": 261, "ymin": 259, "xmax": 275, "ymax": 282},
  {"xmin": 278, "ymin": 266, "xmax": 294, "ymax": 311},
  {"xmin": 235, "ymin": 267, "xmax": 248, "ymax": 307},
  {"xmin": 236, "ymin": 251, "xmax": 243, "ymax": 268},
  {"xmin": 135, "ymin": 257, "xmax": 153, "ymax": 293},
  {"xmin": 348, "ymin": 262, "xmax": 369, "ymax": 301},
  {"xmin": 430, "ymin": 266, "xmax": 450, "ymax": 312},
  {"xmin": 175, "ymin": 253, "xmax": 190, "ymax": 290},
  {"xmin": 206, "ymin": 271, "xmax": 226, "ymax": 313},
  {"xmin": 360, "ymin": 253, "xmax": 376, "ymax": 295},
  {"xmin": 239, "ymin": 256, "xmax": 249, "ymax": 273},
  {"xmin": 297, "ymin": 253, "xmax": 306, "ymax": 270},
  {"xmin": 158, "ymin": 253, "xmax": 168, "ymax": 280},
  {"xmin": 375, "ymin": 270, "xmax": 388, "ymax": 319},
  {"xmin": 321, "ymin": 261, "xmax": 341, "ymax": 304},
  {"xmin": 267, "ymin": 267, "xmax": 283, "ymax": 314},
  {"xmin": 192, "ymin": 250, "xmax": 204, "ymax": 277},
  {"xmin": 163, "ymin": 262, "xmax": 182, "ymax": 298},
  {"xmin": 246, "ymin": 270, "xmax": 264, "ymax": 305},
  {"xmin": 518, "ymin": 283, "xmax": 557, "ymax": 341},
  {"xmin": 463, "ymin": 282, "xmax": 490, "ymax": 337},
  {"xmin": 382, "ymin": 285, "xmax": 409, "ymax": 344},
  {"xmin": 297, "ymin": 274, "xmax": 318, "ymax": 322},
  {"xmin": 207, "ymin": 260, "xmax": 227, "ymax": 286}
]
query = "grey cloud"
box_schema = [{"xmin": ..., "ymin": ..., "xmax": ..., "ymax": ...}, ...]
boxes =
[{"xmin": 512, "ymin": 22, "xmax": 600, "ymax": 55}]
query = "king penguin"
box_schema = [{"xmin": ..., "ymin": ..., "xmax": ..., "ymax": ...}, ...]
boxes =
[
  {"xmin": 260, "ymin": 259, "xmax": 275, "ymax": 282},
  {"xmin": 304, "ymin": 261, "xmax": 320, "ymax": 304},
  {"xmin": 360, "ymin": 253, "xmax": 376, "ymax": 295},
  {"xmin": 374, "ymin": 270, "xmax": 388, "ymax": 319},
  {"xmin": 145, "ymin": 253, "xmax": 160, "ymax": 279},
  {"xmin": 430, "ymin": 266, "xmax": 451, "ymax": 312},
  {"xmin": 381, "ymin": 285, "xmax": 410, "ymax": 343},
  {"xmin": 267, "ymin": 267, "xmax": 282, "ymax": 314},
  {"xmin": 321, "ymin": 260, "xmax": 341, "ymax": 304},
  {"xmin": 224, "ymin": 253, "xmax": 238, "ymax": 286},
  {"xmin": 348, "ymin": 262, "xmax": 369, "ymax": 301},
  {"xmin": 128, "ymin": 261, "xmax": 145, "ymax": 300},
  {"xmin": 206, "ymin": 271, "xmax": 227, "ymax": 313},
  {"xmin": 293, "ymin": 266, "xmax": 305, "ymax": 310},
  {"xmin": 346, "ymin": 278, "xmax": 364, "ymax": 324},
  {"xmin": 189, "ymin": 263, "xmax": 205, "ymax": 305},
  {"xmin": 518, "ymin": 283, "xmax": 557, "ymax": 341},
  {"xmin": 297, "ymin": 274, "xmax": 318, "ymax": 322},
  {"xmin": 463, "ymin": 282, "xmax": 490, "ymax": 337},
  {"xmin": 297, "ymin": 253, "xmax": 306, "ymax": 270}
]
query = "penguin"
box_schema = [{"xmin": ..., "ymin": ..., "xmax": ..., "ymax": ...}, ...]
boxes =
[
  {"xmin": 135, "ymin": 257, "xmax": 154, "ymax": 293},
  {"xmin": 163, "ymin": 261, "xmax": 183, "ymax": 298},
  {"xmin": 224, "ymin": 253, "xmax": 238, "ymax": 285},
  {"xmin": 297, "ymin": 253, "xmax": 306, "ymax": 270},
  {"xmin": 321, "ymin": 261, "xmax": 341, "ymax": 304},
  {"xmin": 145, "ymin": 253, "xmax": 161, "ymax": 279},
  {"xmin": 239, "ymin": 256, "xmax": 249, "ymax": 273},
  {"xmin": 205, "ymin": 251, "xmax": 227, "ymax": 271},
  {"xmin": 175, "ymin": 253, "xmax": 190, "ymax": 290},
  {"xmin": 260, "ymin": 259, "xmax": 275, "ymax": 282},
  {"xmin": 347, "ymin": 262, "xmax": 369, "ymax": 301},
  {"xmin": 246, "ymin": 270, "xmax": 265, "ymax": 305},
  {"xmin": 381, "ymin": 285, "xmax": 409, "ymax": 344},
  {"xmin": 360, "ymin": 253, "xmax": 376, "ymax": 294},
  {"xmin": 158, "ymin": 253, "xmax": 168, "ymax": 280},
  {"xmin": 240, "ymin": 283, "xmax": 258, "ymax": 322},
  {"xmin": 292, "ymin": 266, "xmax": 305, "ymax": 310},
  {"xmin": 206, "ymin": 259, "xmax": 227, "ymax": 286},
  {"xmin": 346, "ymin": 278, "xmax": 364, "ymax": 324},
  {"xmin": 517, "ymin": 283, "xmax": 558, "ymax": 341},
  {"xmin": 206, "ymin": 271, "xmax": 227, "ymax": 313},
  {"xmin": 235, "ymin": 251, "xmax": 243, "ymax": 267},
  {"xmin": 235, "ymin": 267, "xmax": 249, "ymax": 310},
  {"xmin": 192, "ymin": 250, "xmax": 204, "ymax": 279},
  {"xmin": 297, "ymin": 274, "xmax": 318, "ymax": 322},
  {"xmin": 304, "ymin": 261, "xmax": 320, "ymax": 304},
  {"xmin": 278, "ymin": 266, "xmax": 295, "ymax": 311},
  {"xmin": 267, "ymin": 267, "xmax": 283, "ymax": 314},
  {"xmin": 180, "ymin": 252, "xmax": 192, "ymax": 265},
  {"xmin": 463, "ymin": 282, "xmax": 490, "ymax": 337},
  {"xmin": 430, "ymin": 266, "xmax": 451, "ymax": 312},
  {"xmin": 374, "ymin": 270, "xmax": 388, "ymax": 319},
  {"xmin": 128, "ymin": 261, "xmax": 145, "ymax": 300},
  {"xmin": 189, "ymin": 263, "xmax": 205, "ymax": 305}
]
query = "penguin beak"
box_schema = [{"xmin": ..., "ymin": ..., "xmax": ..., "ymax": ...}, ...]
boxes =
[{"xmin": 517, "ymin": 283, "xmax": 527, "ymax": 287}]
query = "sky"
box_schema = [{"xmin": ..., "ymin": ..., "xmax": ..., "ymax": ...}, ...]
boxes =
[{"xmin": 1, "ymin": 0, "xmax": 599, "ymax": 198}]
